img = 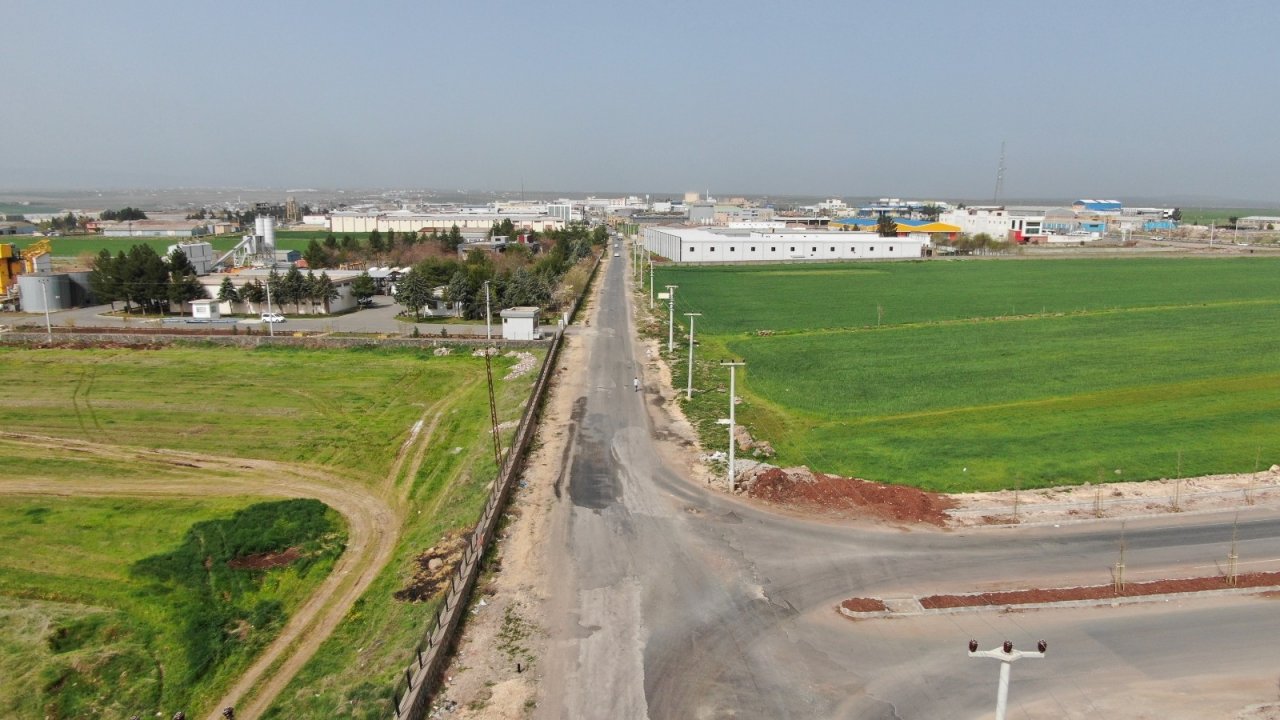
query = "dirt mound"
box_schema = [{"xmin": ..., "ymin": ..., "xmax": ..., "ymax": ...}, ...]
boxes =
[
  {"xmin": 395, "ymin": 533, "xmax": 465, "ymax": 602},
  {"xmin": 839, "ymin": 597, "xmax": 887, "ymax": 613},
  {"xmin": 919, "ymin": 570, "xmax": 1280, "ymax": 609},
  {"xmin": 228, "ymin": 546, "xmax": 301, "ymax": 570},
  {"xmin": 744, "ymin": 466, "xmax": 955, "ymax": 525}
]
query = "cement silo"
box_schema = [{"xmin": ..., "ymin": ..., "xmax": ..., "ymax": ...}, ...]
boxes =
[{"xmin": 18, "ymin": 272, "xmax": 71, "ymax": 312}]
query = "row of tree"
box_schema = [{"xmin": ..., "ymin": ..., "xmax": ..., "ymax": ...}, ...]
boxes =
[
  {"xmin": 392, "ymin": 224, "xmax": 602, "ymax": 321},
  {"xmin": 215, "ymin": 267, "xmax": 341, "ymax": 313},
  {"xmin": 89, "ymin": 245, "xmax": 205, "ymax": 314},
  {"xmin": 302, "ymin": 225, "xmax": 468, "ymax": 269},
  {"xmin": 100, "ymin": 207, "xmax": 148, "ymax": 221}
]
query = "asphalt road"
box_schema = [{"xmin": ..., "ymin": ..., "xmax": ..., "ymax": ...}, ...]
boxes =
[{"xmin": 538, "ymin": 251, "xmax": 1280, "ymax": 719}]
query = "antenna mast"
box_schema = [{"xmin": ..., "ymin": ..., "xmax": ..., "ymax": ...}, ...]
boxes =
[{"xmin": 993, "ymin": 141, "xmax": 1006, "ymax": 204}]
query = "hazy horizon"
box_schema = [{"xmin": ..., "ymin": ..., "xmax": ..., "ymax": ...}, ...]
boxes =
[{"xmin": 5, "ymin": 0, "xmax": 1279, "ymax": 203}]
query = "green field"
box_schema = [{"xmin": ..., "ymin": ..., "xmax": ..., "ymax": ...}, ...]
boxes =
[
  {"xmin": 1178, "ymin": 208, "xmax": 1280, "ymax": 225},
  {"xmin": 0, "ymin": 493, "xmax": 343, "ymax": 718},
  {"xmin": 11, "ymin": 230, "xmax": 372, "ymax": 258},
  {"xmin": 0, "ymin": 344, "xmax": 533, "ymax": 718},
  {"xmin": 653, "ymin": 258, "xmax": 1280, "ymax": 491}
]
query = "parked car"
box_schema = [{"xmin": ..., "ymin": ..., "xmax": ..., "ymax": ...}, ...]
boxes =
[{"xmin": 260, "ymin": 312, "xmax": 285, "ymax": 323}]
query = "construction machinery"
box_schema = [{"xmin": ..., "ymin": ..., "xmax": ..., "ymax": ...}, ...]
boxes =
[{"xmin": 1, "ymin": 238, "xmax": 54, "ymax": 300}]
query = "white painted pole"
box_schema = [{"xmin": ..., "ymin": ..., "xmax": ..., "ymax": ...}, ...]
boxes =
[
  {"xmin": 685, "ymin": 312, "xmax": 701, "ymax": 399},
  {"xmin": 484, "ymin": 280, "xmax": 492, "ymax": 340},
  {"xmin": 41, "ymin": 277, "xmax": 52, "ymax": 340},
  {"xmin": 968, "ymin": 641, "xmax": 1046, "ymax": 720},
  {"xmin": 720, "ymin": 361, "xmax": 745, "ymax": 492},
  {"xmin": 649, "ymin": 260, "xmax": 655, "ymax": 309},
  {"xmin": 665, "ymin": 285, "xmax": 677, "ymax": 352},
  {"xmin": 265, "ymin": 275, "xmax": 274, "ymax": 337}
]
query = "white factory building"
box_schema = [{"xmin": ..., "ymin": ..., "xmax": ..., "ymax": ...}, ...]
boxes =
[
  {"xmin": 329, "ymin": 211, "xmax": 565, "ymax": 235},
  {"xmin": 643, "ymin": 226, "xmax": 929, "ymax": 263}
]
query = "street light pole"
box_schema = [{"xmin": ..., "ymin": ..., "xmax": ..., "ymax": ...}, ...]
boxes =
[
  {"xmin": 665, "ymin": 284, "xmax": 678, "ymax": 352},
  {"xmin": 968, "ymin": 640, "xmax": 1047, "ymax": 720},
  {"xmin": 265, "ymin": 274, "xmax": 275, "ymax": 337},
  {"xmin": 649, "ymin": 258, "xmax": 655, "ymax": 309},
  {"xmin": 684, "ymin": 312, "xmax": 701, "ymax": 399},
  {"xmin": 41, "ymin": 276, "xmax": 52, "ymax": 340},
  {"xmin": 483, "ymin": 280, "xmax": 492, "ymax": 340},
  {"xmin": 720, "ymin": 360, "xmax": 745, "ymax": 492}
]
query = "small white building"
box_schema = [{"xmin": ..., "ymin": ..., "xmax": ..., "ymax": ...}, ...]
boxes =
[
  {"xmin": 190, "ymin": 299, "xmax": 220, "ymax": 321},
  {"xmin": 501, "ymin": 306, "xmax": 540, "ymax": 340}
]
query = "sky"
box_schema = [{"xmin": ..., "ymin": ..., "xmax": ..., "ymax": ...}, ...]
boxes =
[{"xmin": 4, "ymin": 0, "xmax": 1280, "ymax": 202}]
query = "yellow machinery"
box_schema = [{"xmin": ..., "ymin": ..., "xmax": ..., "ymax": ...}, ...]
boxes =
[{"xmin": 0, "ymin": 238, "xmax": 53, "ymax": 296}]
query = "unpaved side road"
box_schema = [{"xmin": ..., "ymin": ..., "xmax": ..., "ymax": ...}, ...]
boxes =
[{"xmin": 0, "ymin": 432, "xmax": 401, "ymax": 720}]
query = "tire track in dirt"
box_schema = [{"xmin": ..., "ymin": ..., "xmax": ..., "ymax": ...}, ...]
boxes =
[{"xmin": 0, "ymin": 432, "xmax": 399, "ymax": 720}]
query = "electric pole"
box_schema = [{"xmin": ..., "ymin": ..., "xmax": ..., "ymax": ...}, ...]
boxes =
[
  {"xmin": 483, "ymin": 280, "xmax": 492, "ymax": 340},
  {"xmin": 665, "ymin": 285, "xmax": 678, "ymax": 351},
  {"xmin": 265, "ymin": 274, "xmax": 274, "ymax": 337},
  {"xmin": 685, "ymin": 312, "xmax": 702, "ymax": 399},
  {"xmin": 719, "ymin": 361, "xmax": 745, "ymax": 492},
  {"xmin": 649, "ymin": 259, "xmax": 655, "ymax": 309},
  {"xmin": 968, "ymin": 639, "xmax": 1047, "ymax": 720}
]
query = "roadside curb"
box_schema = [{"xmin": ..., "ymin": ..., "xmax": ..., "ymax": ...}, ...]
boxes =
[{"xmin": 838, "ymin": 584, "xmax": 1280, "ymax": 620}]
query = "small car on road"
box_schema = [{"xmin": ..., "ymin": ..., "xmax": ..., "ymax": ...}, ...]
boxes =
[{"xmin": 260, "ymin": 312, "xmax": 285, "ymax": 323}]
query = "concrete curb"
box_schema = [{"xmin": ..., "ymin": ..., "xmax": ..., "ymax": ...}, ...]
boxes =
[{"xmin": 838, "ymin": 584, "xmax": 1280, "ymax": 620}]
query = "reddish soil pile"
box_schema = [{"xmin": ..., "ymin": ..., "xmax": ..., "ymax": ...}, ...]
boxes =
[
  {"xmin": 228, "ymin": 546, "xmax": 301, "ymax": 570},
  {"xmin": 840, "ymin": 597, "xmax": 888, "ymax": 613},
  {"xmin": 394, "ymin": 533, "xmax": 465, "ymax": 602},
  {"xmin": 919, "ymin": 571, "xmax": 1280, "ymax": 609},
  {"xmin": 746, "ymin": 467, "xmax": 955, "ymax": 525}
]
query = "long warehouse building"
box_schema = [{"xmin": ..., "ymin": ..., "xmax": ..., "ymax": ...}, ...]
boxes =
[{"xmin": 643, "ymin": 226, "xmax": 929, "ymax": 263}]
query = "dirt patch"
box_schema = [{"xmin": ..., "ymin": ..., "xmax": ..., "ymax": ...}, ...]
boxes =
[
  {"xmin": 839, "ymin": 597, "xmax": 888, "ymax": 613},
  {"xmin": 228, "ymin": 546, "xmax": 301, "ymax": 570},
  {"xmin": 917, "ymin": 571, "xmax": 1280, "ymax": 609},
  {"xmin": 395, "ymin": 533, "xmax": 465, "ymax": 602},
  {"xmin": 742, "ymin": 466, "xmax": 955, "ymax": 525}
]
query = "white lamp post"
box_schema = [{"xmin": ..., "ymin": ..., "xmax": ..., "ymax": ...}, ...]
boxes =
[
  {"xmin": 684, "ymin": 312, "xmax": 701, "ymax": 399},
  {"xmin": 968, "ymin": 639, "xmax": 1047, "ymax": 720}
]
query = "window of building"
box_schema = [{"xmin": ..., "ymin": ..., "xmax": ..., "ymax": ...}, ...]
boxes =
[
  {"xmin": 811, "ymin": 247, "xmax": 817, "ymax": 252},
  {"xmin": 750, "ymin": 246, "xmax": 755, "ymax": 251},
  {"xmin": 770, "ymin": 246, "xmax": 775, "ymax": 251},
  {"xmin": 889, "ymin": 246, "xmax": 894, "ymax": 251},
  {"xmin": 729, "ymin": 246, "xmax": 735, "ymax": 252},
  {"xmin": 710, "ymin": 246, "xmax": 716, "ymax": 252},
  {"xmin": 789, "ymin": 246, "xmax": 795, "ymax": 252},
  {"xmin": 830, "ymin": 246, "xmax": 835, "ymax": 252},
  {"xmin": 870, "ymin": 247, "xmax": 875, "ymax": 251}
]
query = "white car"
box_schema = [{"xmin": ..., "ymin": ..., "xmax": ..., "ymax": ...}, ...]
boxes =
[
  {"xmin": 613, "ymin": 252, "xmax": 620, "ymax": 257},
  {"xmin": 260, "ymin": 312, "xmax": 285, "ymax": 323}
]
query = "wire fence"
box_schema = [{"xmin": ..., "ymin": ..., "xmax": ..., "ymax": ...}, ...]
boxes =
[{"xmin": 390, "ymin": 252, "xmax": 600, "ymax": 719}]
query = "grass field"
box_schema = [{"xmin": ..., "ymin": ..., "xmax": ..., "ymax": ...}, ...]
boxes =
[
  {"xmin": 0, "ymin": 344, "xmax": 534, "ymax": 718},
  {"xmin": 1178, "ymin": 208, "xmax": 1280, "ymax": 225},
  {"xmin": 0, "ymin": 492, "xmax": 342, "ymax": 718},
  {"xmin": 11, "ymin": 230, "xmax": 373, "ymax": 258},
  {"xmin": 652, "ymin": 257, "xmax": 1280, "ymax": 491}
]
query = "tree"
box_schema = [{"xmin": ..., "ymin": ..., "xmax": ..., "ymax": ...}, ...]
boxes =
[
  {"xmin": 445, "ymin": 269, "xmax": 474, "ymax": 318},
  {"xmin": 101, "ymin": 207, "xmax": 148, "ymax": 221},
  {"xmin": 394, "ymin": 270, "xmax": 434, "ymax": 320},
  {"xmin": 168, "ymin": 248, "xmax": 197, "ymax": 276},
  {"xmin": 316, "ymin": 272, "xmax": 340, "ymax": 313},
  {"xmin": 341, "ymin": 235, "xmax": 358, "ymax": 251},
  {"xmin": 240, "ymin": 279, "xmax": 266, "ymax": 309},
  {"xmin": 323, "ymin": 233, "xmax": 338, "ymax": 250},
  {"xmin": 1170, "ymin": 208, "xmax": 1182, "ymax": 222},
  {"xmin": 385, "ymin": 228, "xmax": 396, "ymax": 249},
  {"xmin": 266, "ymin": 269, "xmax": 283, "ymax": 313},
  {"xmin": 304, "ymin": 239, "xmax": 330, "ymax": 268},
  {"xmin": 920, "ymin": 204, "xmax": 943, "ymax": 221},
  {"xmin": 89, "ymin": 249, "xmax": 123, "ymax": 309},
  {"xmin": 124, "ymin": 244, "xmax": 170, "ymax": 313},
  {"xmin": 445, "ymin": 224, "xmax": 465, "ymax": 252},
  {"xmin": 367, "ymin": 229, "xmax": 384, "ymax": 253},
  {"xmin": 876, "ymin": 215, "xmax": 898, "ymax": 237},
  {"xmin": 168, "ymin": 269, "xmax": 207, "ymax": 315},
  {"xmin": 217, "ymin": 276, "xmax": 240, "ymax": 306},
  {"xmin": 502, "ymin": 267, "xmax": 551, "ymax": 308},
  {"xmin": 351, "ymin": 272, "xmax": 376, "ymax": 304},
  {"xmin": 282, "ymin": 267, "xmax": 306, "ymax": 313}
]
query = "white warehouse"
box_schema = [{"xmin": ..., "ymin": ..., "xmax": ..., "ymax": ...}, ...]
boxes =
[{"xmin": 643, "ymin": 226, "xmax": 929, "ymax": 263}]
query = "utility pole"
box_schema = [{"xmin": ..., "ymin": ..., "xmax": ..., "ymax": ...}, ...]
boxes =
[
  {"xmin": 40, "ymin": 275, "xmax": 52, "ymax": 340},
  {"xmin": 719, "ymin": 361, "xmax": 745, "ymax": 492},
  {"xmin": 968, "ymin": 639, "xmax": 1047, "ymax": 720},
  {"xmin": 684, "ymin": 312, "xmax": 702, "ymax": 399},
  {"xmin": 265, "ymin": 274, "xmax": 274, "ymax": 337},
  {"xmin": 649, "ymin": 259, "xmax": 655, "ymax": 309},
  {"xmin": 665, "ymin": 285, "xmax": 678, "ymax": 351},
  {"xmin": 483, "ymin": 280, "xmax": 492, "ymax": 340}
]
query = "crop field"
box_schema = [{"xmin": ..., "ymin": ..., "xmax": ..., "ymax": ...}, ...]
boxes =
[
  {"xmin": 13, "ymin": 230, "xmax": 371, "ymax": 258},
  {"xmin": 0, "ymin": 344, "xmax": 534, "ymax": 718},
  {"xmin": 653, "ymin": 257, "xmax": 1280, "ymax": 491}
]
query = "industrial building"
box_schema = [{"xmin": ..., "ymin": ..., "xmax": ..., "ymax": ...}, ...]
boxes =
[
  {"xmin": 643, "ymin": 226, "xmax": 929, "ymax": 263},
  {"xmin": 829, "ymin": 217, "xmax": 961, "ymax": 240},
  {"xmin": 100, "ymin": 220, "xmax": 212, "ymax": 237},
  {"xmin": 329, "ymin": 211, "xmax": 565, "ymax": 235}
]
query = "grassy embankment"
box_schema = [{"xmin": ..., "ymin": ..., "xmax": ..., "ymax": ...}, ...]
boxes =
[
  {"xmin": 0, "ymin": 345, "xmax": 532, "ymax": 718},
  {"xmin": 648, "ymin": 257, "xmax": 1280, "ymax": 491}
]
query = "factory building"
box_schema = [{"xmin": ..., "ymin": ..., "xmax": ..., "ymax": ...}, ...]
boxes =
[
  {"xmin": 101, "ymin": 220, "xmax": 211, "ymax": 237},
  {"xmin": 643, "ymin": 226, "xmax": 929, "ymax": 264},
  {"xmin": 329, "ymin": 211, "xmax": 564, "ymax": 235}
]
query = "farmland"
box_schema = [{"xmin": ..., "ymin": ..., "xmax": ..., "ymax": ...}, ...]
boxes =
[
  {"xmin": 653, "ymin": 257, "xmax": 1280, "ymax": 491},
  {"xmin": 11, "ymin": 230, "xmax": 372, "ymax": 258},
  {"xmin": 0, "ymin": 344, "xmax": 533, "ymax": 718}
]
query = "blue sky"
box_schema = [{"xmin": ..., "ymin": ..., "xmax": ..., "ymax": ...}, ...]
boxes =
[{"xmin": 4, "ymin": 0, "xmax": 1278, "ymax": 201}]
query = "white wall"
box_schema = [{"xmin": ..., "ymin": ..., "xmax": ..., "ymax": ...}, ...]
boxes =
[{"xmin": 643, "ymin": 227, "xmax": 926, "ymax": 263}]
